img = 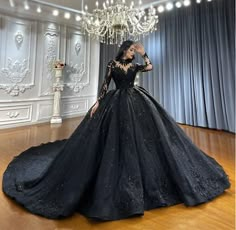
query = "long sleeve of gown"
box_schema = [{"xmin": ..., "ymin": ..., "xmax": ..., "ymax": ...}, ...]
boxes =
[
  {"xmin": 136, "ymin": 53, "xmax": 152, "ymax": 72},
  {"xmin": 97, "ymin": 60, "xmax": 113, "ymax": 102}
]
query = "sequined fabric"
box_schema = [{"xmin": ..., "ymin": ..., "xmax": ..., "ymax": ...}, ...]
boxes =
[{"xmin": 2, "ymin": 59, "xmax": 230, "ymax": 220}]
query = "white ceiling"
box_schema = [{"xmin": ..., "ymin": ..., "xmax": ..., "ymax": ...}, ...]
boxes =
[
  {"xmin": 0, "ymin": 0, "xmax": 168, "ymax": 25},
  {"xmin": 32, "ymin": 0, "xmax": 167, "ymax": 12}
]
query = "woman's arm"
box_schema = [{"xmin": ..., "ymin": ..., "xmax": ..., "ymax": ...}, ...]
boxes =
[{"xmin": 134, "ymin": 43, "xmax": 153, "ymax": 72}]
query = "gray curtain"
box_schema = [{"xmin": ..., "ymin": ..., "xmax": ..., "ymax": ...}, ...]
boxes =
[
  {"xmin": 98, "ymin": 44, "xmax": 118, "ymax": 91},
  {"xmin": 99, "ymin": 0, "xmax": 235, "ymax": 133}
]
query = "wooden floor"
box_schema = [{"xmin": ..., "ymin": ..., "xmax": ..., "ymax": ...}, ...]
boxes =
[{"xmin": 0, "ymin": 117, "xmax": 235, "ymax": 230}]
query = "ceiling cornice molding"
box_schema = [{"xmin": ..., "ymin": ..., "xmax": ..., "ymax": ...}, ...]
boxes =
[{"xmin": 29, "ymin": 0, "xmax": 85, "ymax": 14}]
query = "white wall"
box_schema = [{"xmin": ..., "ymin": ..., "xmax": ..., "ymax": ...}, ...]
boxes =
[{"xmin": 0, "ymin": 13, "xmax": 100, "ymax": 129}]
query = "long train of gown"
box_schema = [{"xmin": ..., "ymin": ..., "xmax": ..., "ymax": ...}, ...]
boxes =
[{"xmin": 2, "ymin": 59, "xmax": 230, "ymax": 220}]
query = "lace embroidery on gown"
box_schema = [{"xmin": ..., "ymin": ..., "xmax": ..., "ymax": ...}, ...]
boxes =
[
  {"xmin": 98, "ymin": 53, "xmax": 152, "ymax": 101},
  {"xmin": 97, "ymin": 60, "xmax": 113, "ymax": 102}
]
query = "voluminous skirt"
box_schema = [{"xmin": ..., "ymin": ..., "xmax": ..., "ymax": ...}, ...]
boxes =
[{"xmin": 2, "ymin": 86, "xmax": 230, "ymax": 220}]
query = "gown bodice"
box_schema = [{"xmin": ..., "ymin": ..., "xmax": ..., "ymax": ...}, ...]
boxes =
[
  {"xmin": 111, "ymin": 62, "xmax": 137, "ymax": 89},
  {"xmin": 97, "ymin": 56, "xmax": 151, "ymax": 101}
]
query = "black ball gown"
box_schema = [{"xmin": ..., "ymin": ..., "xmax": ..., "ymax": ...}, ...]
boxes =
[{"xmin": 2, "ymin": 54, "xmax": 230, "ymax": 221}]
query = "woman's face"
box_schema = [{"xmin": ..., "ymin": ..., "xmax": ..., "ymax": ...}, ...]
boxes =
[{"xmin": 123, "ymin": 44, "xmax": 135, "ymax": 59}]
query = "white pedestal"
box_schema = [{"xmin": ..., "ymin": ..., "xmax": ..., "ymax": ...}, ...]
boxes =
[
  {"xmin": 50, "ymin": 116, "xmax": 62, "ymax": 124},
  {"xmin": 50, "ymin": 68, "xmax": 64, "ymax": 124}
]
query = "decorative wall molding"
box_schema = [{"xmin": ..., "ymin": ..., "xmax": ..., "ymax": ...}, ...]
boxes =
[
  {"xmin": 65, "ymin": 62, "xmax": 89, "ymax": 93},
  {"xmin": 64, "ymin": 28, "xmax": 91, "ymax": 96},
  {"xmin": 0, "ymin": 84, "xmax": 34, "ymax": 96},
  {"xmin": 0, "ymin": 58, "xmax": 34, "ymax": 96},
  {"xmin": 62, "ymin": 99, "xmax": 88, "ymax": 116},
  {"xmin": 45, "ymin": 32, "xmax": 58, "ymax": 80},
  {"xmin": 15, "ymin": 31, "xmax": 24, "ymax": 49},
  {"xmin": 45, "ymin": 32, "xmax": 59, "ymax": 37},
  {"xmin": 0, "ymin": 104, "xmax": 32, "ymax": 124},
  {"xmin": 65, "ymin": 82, "xmax": 89, "ymax": 94},
  {"xmin": 75, "ymin": 41, "xmax": 81, "ymax": 56},
  {"xmin": 0, "ymin": 16, "xmax": 36, "ymax": 97},
  {"xmin": 40, "ymin": 25, "xmax": 60, "ymax": 96},
  {"xmin": 66, "ymin": 62, "xmax": 86, "ymax": 79},
  {"xmin": 1, "ymin": 58, "xmax": 29, "ymax": 84},
  {"xmin": 6, "ymin": 111, "xmax": 20, "ymax": 118}
]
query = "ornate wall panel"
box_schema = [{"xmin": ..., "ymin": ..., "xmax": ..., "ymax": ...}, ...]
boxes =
[
  {"xmin": 62, "ymin": 98, "xmax": 88, "ymax": 117},
  {"xmin": 0, "ymin": 16, "xmax": 36, "ymax": 96},
  {"xmin": 38, "ymin": 23, "xmax": 60, "ymax": 97},
  {"xmin": 64, "ymin": 27, "xmax": 91, "ymax": 96},
  {"xmin": 0, "ymin": 14, "xmax": 100, "ymax": 129},
  {"xmin": 0, "ymin": 104, "xmax": 32, "ymax": 125}
]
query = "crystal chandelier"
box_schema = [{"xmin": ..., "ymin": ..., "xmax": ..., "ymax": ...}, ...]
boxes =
[{"xmin": 81, "ymin": 0, "xmax": 159, "ymax": 45}]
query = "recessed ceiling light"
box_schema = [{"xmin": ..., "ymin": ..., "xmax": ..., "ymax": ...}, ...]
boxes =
[
  {"xmin": 157, "ymin": 5, "xmax": 165, "ymax": 13},
  {"xmin": 64, "ymin": 12, "xmax": 71, "ymax": 19},
  {"xmin": 52, "ymin": 9, "xmax": 59, "ymax": 16},
  {"xmin": 166, "ymin": 2, "xmax": 174, "ymax": 11},
  {"xmin": 24, "ymin": 1, "xmax": 30, "ymax": 10},
  {"xmin": 175, "ymin": 1, "xmax": 182, "ymax": 8},
  {"xmin": 183, "ymin": 0, "xmax": 191, "ymax": 7},
  {"xmin": 36, "ymin": 6, "xmax": 42, "ymax": 13}
]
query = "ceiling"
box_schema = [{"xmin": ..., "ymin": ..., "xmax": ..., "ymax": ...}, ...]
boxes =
[
  {"xmin": 0, "ymin": 0, "xmax": 168, "ymax": 25},
  {"xmin": 31, "ymin": 0, "xmax": 166, "ymax": 12}
]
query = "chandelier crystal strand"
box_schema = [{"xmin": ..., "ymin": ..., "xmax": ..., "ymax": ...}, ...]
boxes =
[{"xmin": 81, "ymin": 0, "xmax": 159, "ymax": 45}]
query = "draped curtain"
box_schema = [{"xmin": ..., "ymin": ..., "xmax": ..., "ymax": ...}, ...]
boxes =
[{"xmin": 99, "ymin": 0, "xmax": 235, "ymax": 132}]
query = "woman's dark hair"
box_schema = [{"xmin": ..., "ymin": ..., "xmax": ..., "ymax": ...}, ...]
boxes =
[{"xmin": 115, "ymin": 40, "xmax": 135, "ymax": 61}]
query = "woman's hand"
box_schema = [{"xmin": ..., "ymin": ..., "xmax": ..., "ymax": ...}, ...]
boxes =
[
  {"xmin": 134, "ymin": 43, "xmax": 145, "ymax": 56},
  {"xmin": 90, "ymin": 101, "xmax": 99, "ymax": 118}
]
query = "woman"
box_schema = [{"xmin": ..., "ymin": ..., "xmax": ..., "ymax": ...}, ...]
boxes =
[{"xmin": 2, "ymin": 40, "xmax": 230, "ymax": 221}]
